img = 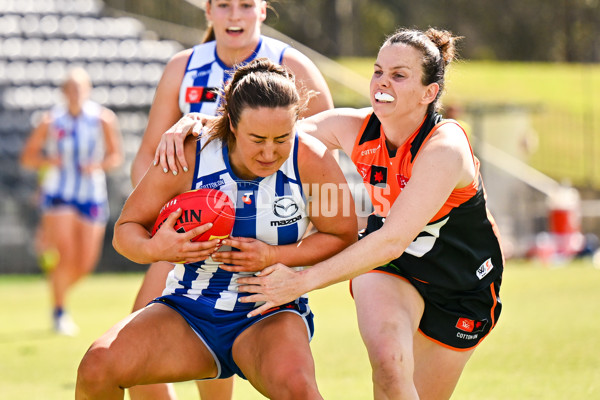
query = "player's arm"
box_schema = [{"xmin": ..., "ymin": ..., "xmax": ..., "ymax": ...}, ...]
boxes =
[
  {"xmin": 297, "ymin": 107, "xmax": 371, "ymax": 154},
  {"xmin": 98, "ymin": 107, "xmax": 124, "ymax": 172},
  {"xmin": 238, "ymin": 125, "xmax": 476, "ymax": 316},
  {"xmin": 130, "ymin": 49, "xmax": 192, "ymax": 187},
  {"xmin": 114, "ymin": 136, "xmax": 219, "ymax": 265},
  {"xmin": 281, "ymin": 47, "xmax": 333, "ymax": 117},
  {"xmin": 20, "ymin": 113, "xmax": 54, "ymax": 170}
]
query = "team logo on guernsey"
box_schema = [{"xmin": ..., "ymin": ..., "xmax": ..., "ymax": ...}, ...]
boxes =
[
  {"xmin": 396, "ymin": 174, "xmax": 409, "ymax": 190},
  {"xmin": 476, "ymin": 258, "xmax": 494, "ymax": 280},
  {"xmin": 185, "ymin": 86, "xmax": 218, "ymax": 104},
  {"xmin": 356, "ymin": 162, "xmax": 370, "ymax": 180},
  {"xmin": 456, "ymin": 317, "xmax": 488, "ymax": 333}
]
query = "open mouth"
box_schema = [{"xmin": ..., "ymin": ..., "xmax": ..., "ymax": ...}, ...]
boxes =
[
  {"xmin": 226, "ymin": 27, "xmax": 244, "ymax": 35},
  {"xmin": 374, "ymin": 92, "xmax": 395, "ymax": 103}
]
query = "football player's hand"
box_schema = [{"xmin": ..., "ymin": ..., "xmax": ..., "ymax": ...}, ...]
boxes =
[
  {"xmin": 154, "ymin": 113, "xmax": 218, "ymax": 175},
  {"xmin": 233, "ymin": 263, "xmax": 308, "ymax": 317},
  {"xmin": 213, "ymin": 237, "xmax": 276, "ymax": 272},
  {"xmin": 150, "ymin": 208, "xmax": 220, "ymax": 263}
]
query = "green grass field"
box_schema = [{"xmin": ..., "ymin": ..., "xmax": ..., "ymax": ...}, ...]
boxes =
[{"xmin": 1, "ymin": 259, "xmax": 599, "ymax": 399}]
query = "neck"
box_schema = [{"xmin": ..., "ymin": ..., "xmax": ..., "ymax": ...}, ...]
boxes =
[
  {"xmin": 68, "ymin": 104, "xmax": 83, "ymax": 116},
  {"xmin": 378, "ymin": 110, "xmax": 428, "ymax": 150},
  {"xmin": 216, "ymin": 38, "xmax": 260, "ymax": 68}
]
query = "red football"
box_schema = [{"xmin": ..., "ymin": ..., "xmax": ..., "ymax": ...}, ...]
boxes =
[{"xmin": 151, "ymin": 188, "xmax": 235, "ymax": 242}]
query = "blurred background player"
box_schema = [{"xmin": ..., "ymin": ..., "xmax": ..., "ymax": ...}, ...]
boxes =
[
  {"xmin": 128, "ymin": 0, "xmax": 333, "ymax": 398},
  {"xmin": 20, "ymin": 67, "xmax": 123, "ymax": 335}
]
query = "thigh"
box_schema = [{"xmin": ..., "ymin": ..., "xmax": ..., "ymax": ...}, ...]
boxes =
[
  {"xmin": 413, "ymin": 333, "xmax": 474, "ymax": 400},
  {"xmin": 352, "ymin": 272, "xmax": 424, "ymax": 356},
  {"xmin": 73, "ymin": 217, "xmax": 105, "ymax": 267},
  {"xmin": 41, "ymin": 210, "xmax": 78, "ymax": 255},
  {"xmin": 88, "ymin": 302, "xmax": 219, "ymax": 386},
  {"xmin": 232, "ymin": 312, "xmax": 315, "ymax": 393}
]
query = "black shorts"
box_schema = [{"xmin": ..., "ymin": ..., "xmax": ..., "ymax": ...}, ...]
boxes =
[{"xmin": 368, "ymin": 265, "xmax": 501, "ymax": 351}]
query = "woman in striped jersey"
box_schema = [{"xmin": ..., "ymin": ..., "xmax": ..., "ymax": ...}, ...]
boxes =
[
  {"xmin": 20, "ymin": 67, "xmax": 123, "ymax": 336},
  {"xmin": 76, "ymin": 58, "xmax": 356, "ymax": 400},
  {"xmin": 128, "ymin": 1, "xmax": 332, "ymax": 397}
]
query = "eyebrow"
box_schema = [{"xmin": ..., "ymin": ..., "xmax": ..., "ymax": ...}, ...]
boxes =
[
  {"xmin": 249, "ymin": 132, "xmax": 291, "ymax": 140},
  {"xmin": 374, "ymin": 62, "xmax": 410, "ymax": 70}
]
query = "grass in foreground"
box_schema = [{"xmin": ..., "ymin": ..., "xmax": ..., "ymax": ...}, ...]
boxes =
[{"xmin": 1, "ymin": 259, "xmax": 599, "ymax": 399}]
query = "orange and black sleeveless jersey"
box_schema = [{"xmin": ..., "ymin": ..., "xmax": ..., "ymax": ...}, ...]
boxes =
[{"xmin": 351, "ymin": 112, "xmax": 504, "ymax": 291}]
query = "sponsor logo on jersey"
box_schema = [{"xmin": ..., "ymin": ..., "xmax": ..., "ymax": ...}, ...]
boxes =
[
  {"xmin": 369, "ymin": 165, "xmax": 388, "ymax": 188},
  {"xmin": 271, "ymin": 196, "xmax": 301, "ymax": 226},
  {"xmin": 476, "ymin": 258, "xmax": 494, "ymax": 280},
  {"xmin": 185, "ymin": 86, "xmax": 218, "ymax": 104},
  {"xmin": 242, "ymin": 192, "xmax": 253, "ymax": 205},
  {"xmin": 272, "ymin": 196, "xmax": 299, "ymax": 218},
  {"xmin": 199, "ymin": 179, "xmax": 226, "ymax": 190},
  {"xmin": 360, "ymin": 145, "xmax": 380, "ymax": 156},
  {"xmin": 456, "ymin": 317, "xmax": 488, "ymax": 333}
]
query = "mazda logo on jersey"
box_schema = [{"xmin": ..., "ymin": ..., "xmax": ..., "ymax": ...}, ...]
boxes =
[
  {"xmin": 369, "ymin": 165, "xmax": 388, "ymax": 188},
  {"xmin": 272, "ymin": 196, "xmax": 299, "ymax": 218},
  {"xmin": 185, "ymin": 86, "xmax": 218, "ymax": 104}
]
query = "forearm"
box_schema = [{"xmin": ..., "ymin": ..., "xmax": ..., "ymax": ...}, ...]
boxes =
[
  {"xmin": 113, "ymin": 223, "xmax": 155, "ymax": 264},
  {"xmin": 274, "ymin": 231, "xmax": 357, "ymax": 268},
  {"xmin": 100, "ymin": 151, "xmax": 123, "ymax": 172},
  {"xmin": 300, "ymin": 229, "xmax": 403, "ymax": 291}
]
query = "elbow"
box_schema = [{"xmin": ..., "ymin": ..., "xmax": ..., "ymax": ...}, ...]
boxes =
[{"xmin": 376, "ymin": 230, "xmax": 407, "ymax": 263}]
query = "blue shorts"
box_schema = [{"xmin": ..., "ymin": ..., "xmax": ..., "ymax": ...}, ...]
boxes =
[
  {"xmin": 41, "ymin": 194, "xmax": 109, "ymax": 224},
  {"xmin": 151, "ymin": 295, "xmax": 314, "ymax": 379}
]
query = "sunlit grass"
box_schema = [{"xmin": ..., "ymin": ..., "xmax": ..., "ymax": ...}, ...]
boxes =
[{"xmin": 1, "ymin": 259, "xmax": 599, "ymax": 399}]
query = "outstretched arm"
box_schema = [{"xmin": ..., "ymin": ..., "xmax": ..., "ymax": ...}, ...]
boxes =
[{"xmin": 234, "ymin": 123, "xmax": 476, "ymax": 316}]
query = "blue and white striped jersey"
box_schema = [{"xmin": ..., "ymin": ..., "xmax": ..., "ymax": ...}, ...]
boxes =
[
  {"xmin": 40, "ymin": 101, "xmax": 107, "ymax": 205},
  {"xmin": 178, "ymin": 36, "xmax": 289, "ymax": 115},
  {"xmin": 162, "ymin": 132, "xmax": 309, "ymax": 312}
]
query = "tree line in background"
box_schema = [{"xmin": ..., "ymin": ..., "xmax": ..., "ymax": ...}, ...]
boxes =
[
  {"xmin": 268, "ymin": 0, "xmax": 600, "ymax": 61},
  {"xmin": 105, "ymin": 0, "xmax": 599, "ymax": 62}
]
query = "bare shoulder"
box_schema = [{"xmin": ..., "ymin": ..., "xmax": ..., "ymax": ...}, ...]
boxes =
[
  {"xmin": 296, "ymin": 131, "xmax": 344, "ymax": 184},
  {"xmin": 427, "ymin": 120, "xmax": 471, "ymax": 153},
  {"xmin": 298, "ymin": 107, "xmax": 373, "ymax": 153},
  {"xmin": 100, "ymin": 106, "xmax": 117, "ymax": 124},
  {"xmin": 281, "ymin": 47, "xmax": 317, "ymax": 73}
]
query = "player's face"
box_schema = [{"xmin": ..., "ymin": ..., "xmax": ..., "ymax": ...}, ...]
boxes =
[
  {"xmin": 229, "ymin": 105, "xmax": 296, "ymax": 180},
  {"xmin": 63, "ymin": 79, "xmax": 90, "ymax": 110},
  {"xmin": 206, "ymin": 0, "xmax": 266, "ymax": 49},
  {"xmin": 370, "ymin": 43, "xmax": 438, "ymax": 119}
]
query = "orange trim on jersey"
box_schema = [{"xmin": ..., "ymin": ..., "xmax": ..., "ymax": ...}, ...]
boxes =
[
  {"xmin": 350, "ymin": 113, "xmax": 479, "ymax": 222},
  {"xmin": 488, "ymin": 281, "xmax": 498, "ymax": 328}
]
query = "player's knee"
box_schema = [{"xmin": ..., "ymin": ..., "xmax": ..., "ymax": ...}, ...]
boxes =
[
  {"xmin": 267, "ymin": 365, "xmax": 321, "ymax": 399},
  {"xmin": 369, "ymin": 346, "xmax": 414, "ymax": 389},
  {"xmin": 77, "ymin": 345, "xmax": 118, "ymax": 391}
]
